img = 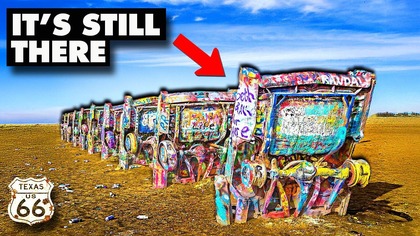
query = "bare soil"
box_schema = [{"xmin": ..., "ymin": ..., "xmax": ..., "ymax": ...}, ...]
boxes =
[{"xmin": 0, "ymin": 117, "xmax": 418, "ymax": 235}]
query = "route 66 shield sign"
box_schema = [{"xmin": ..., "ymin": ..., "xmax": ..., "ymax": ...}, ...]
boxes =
[{"xmin": 8, "ymin": 177, "xmax": 54, "ymax": 225}]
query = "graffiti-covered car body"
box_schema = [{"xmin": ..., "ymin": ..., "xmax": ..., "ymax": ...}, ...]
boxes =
[
  {"xmin": 101, "ymin": 103, "xmax": 124, "ymax": 159},
  {"xmin": 61, "ymin": 112, "xmax": 73, "ymax": 142},
  {"xmin": 76, "ymin": 107, "xmax": 91, "ymax": 150},
  {"xmin": 215, "ymin": 67, "xmax": 375, "ymax": 225},
  {"xmin": 153, "ymin": 91, "xmax": 236, "ymax": 188},
  {"xmin": 118, "ymin": 96, "xmax": 158, "ymax": 169},
  {"xmin": 71, "ymin": 110, "xmax": 81, "ymax": 147},
  {"xmin": 87, "ymin": 104, "xmax": 104, "ymax": 154},
  {"xmin": 134, "ymin": 97, "xmax": 159, "ymax": 166},
  {"xmin": 60, "ymin": 113, "xmax": 65, "ymax": 140}
]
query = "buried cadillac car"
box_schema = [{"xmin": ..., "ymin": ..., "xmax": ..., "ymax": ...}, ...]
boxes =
[
  {"xmin": 214, "ymin": 67, "xmax": 375, "ymax": 225},
  {"xmin": 153, "ymin": 90, "xmax": 235, "ymax": 188}
]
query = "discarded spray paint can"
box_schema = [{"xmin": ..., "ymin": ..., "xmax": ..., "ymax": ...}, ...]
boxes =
[
  {"xmin": 69, "ymin": 218, "xmax": 83, "ymax": 224},
  {"xmin": 136, "ymin": 215, "xmax": 149, "ymax": 220},
  {"xmin": 105, "ymin": 215, "xmax": 115, "ymax": 221},
  {"xmin": 95, "ymin": 185, "xmax": 107, "ymax": 189}
]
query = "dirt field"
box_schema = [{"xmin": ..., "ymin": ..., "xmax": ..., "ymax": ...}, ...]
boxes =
[{"xmin": 0, "ymin": 117, "xmax": 418, "ymax": 235}]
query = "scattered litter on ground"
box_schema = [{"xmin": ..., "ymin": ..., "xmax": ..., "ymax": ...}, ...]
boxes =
[
  {"xmin": 112, "ymin": 183, "xmax": 121, "ymax": 189},
  {"xmin": 69, "ymin": 218, "xmax": 83, "ymax": 224},
  {"xmin": 95, "ymin": 184, "xmax": 107, "ymax": 189},
  {"xmin": 136, "ymin": 215, "xmax": 149, "ymax": 220}
]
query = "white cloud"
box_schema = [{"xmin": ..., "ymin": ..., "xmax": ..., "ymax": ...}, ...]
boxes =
[
  {"xmin": 171, "ymin": 15, "xmax": 180, "ymax": 21},
  {"xmin": 139, "ymin": 0, "xmax": 332, "ymax": 13},
  {"xmin": 119, "ymin": 43, "xmax": 420, "ymax": 69},
  {"xmin": 373, "ymin": 65, "xmax": 420, "ymax": 72},
  {"xmin": 116, "ymin": 24, "xmax": 420, "ymax": 72},
  {"xmin": 194, "ymin": 16, "xmax": 205, "ymax": 22},
  {"xmin": 140, "ymin": 0, "xmax": 213, "ymax": 5},
  {"xmin": 224, "ymin": 0, "xmax": 331, "ymax": 13}
]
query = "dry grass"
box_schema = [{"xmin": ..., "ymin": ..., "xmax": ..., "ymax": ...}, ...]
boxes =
[{"xmin": 0, "ymin": 118, "xmax": 418, "ymax": 235}]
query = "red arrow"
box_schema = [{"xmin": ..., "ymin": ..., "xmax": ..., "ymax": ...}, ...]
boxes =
[{"xmin": 173, "ymin": 34, "xmax": 225, "ymax": 77}]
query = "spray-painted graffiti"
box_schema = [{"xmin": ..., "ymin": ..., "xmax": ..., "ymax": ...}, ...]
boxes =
[
  {"xmin": 87, "ymin": 104, "xmax": 104, "ymax": 154},
  {"xmin": 133, "ymin": 96, "xmax": 158, "ymax": 106},
  {"xmin": 100, "ymin": 103, "xmax": 123, "ymax": 160},
  {"xmin": 320, "ymin": 73, "xmax": 363, "ymax": 87},
  {"xmin": 163, "ymin": 91, "xmax": 235, "ymax": 104},
  {"xmin": 254, "ymin": 101, "xmax": 268, "ymax": 136},
  {"xmin": 180, "ymin": 106, "xmax": 223, "ymax": 142},
  {"xmin": 261, "ymin": 70, "xmax": 373, "ymax": 88},
  {"xmin": 231, "ymin": 119, "xmax": 250, "ymax": 139},
  {"xmin": 270, "ymin": 97, "xmax": 347, "ymax": 156},
  {"xmin": 152, "ymin": 91, "xmax": 235, "ymax": 188},
  {"xmin": 280, "ymin": 106, "xmax": 337, "ymax": 136},
  {"xmin": 158, "ymin": 110, "xmax": 169, "ymax": 134},
  {"xmin": 234, "ymin": 87, "xmax": 255, "ymax": 117},
  {"xmin": 139, "ymin": 110, "xmax": 157, "ymax": 133},
  {"xmin": 231, "ymin": 68, "xmax": 259, "ymax": 141},
  {"xmin": 118, "ymin": 96, "xmax": 159, "ymax": 169}
]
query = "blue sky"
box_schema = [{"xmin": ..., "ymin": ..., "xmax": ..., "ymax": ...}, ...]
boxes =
[{"xmin": 0, "ymin": 0, "xmax": 419, "ymax": 123}]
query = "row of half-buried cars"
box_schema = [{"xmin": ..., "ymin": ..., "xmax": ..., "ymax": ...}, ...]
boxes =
[{"xmin": 60, "ymin": 67, "xmax": 376, "ymax": 225}]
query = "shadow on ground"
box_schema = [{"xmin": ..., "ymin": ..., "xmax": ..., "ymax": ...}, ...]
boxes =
[{"xmin": 348, "ymin": 182, "xmax": 413, "ymax": 222}]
